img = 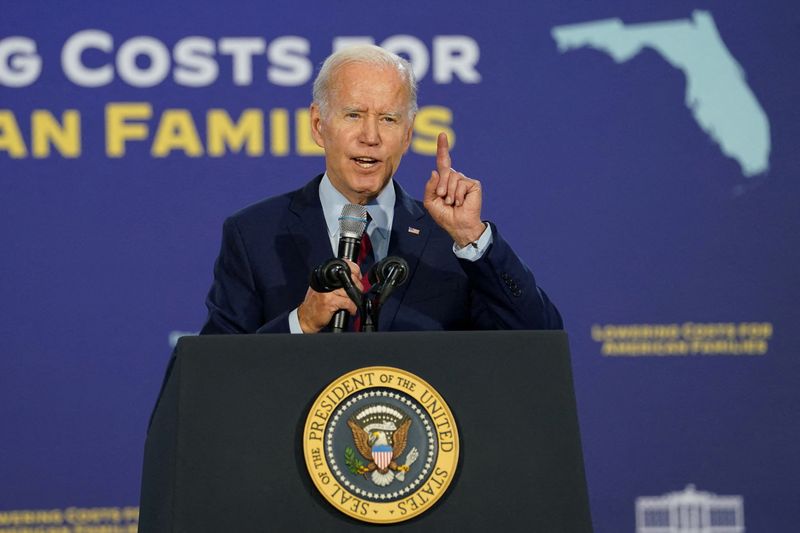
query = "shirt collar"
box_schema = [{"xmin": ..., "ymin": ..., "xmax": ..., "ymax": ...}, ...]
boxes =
[{"xmin": 319, "ymin": 173, "xmax": 394, "ymax": 241}]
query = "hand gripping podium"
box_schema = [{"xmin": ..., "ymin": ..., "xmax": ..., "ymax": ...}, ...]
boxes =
[{"xmin": 139, "ymin": 331, "xmax": 591, "ymax": 532}]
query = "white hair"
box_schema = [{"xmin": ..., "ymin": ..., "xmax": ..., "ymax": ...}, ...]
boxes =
[{"xmin": 312, "ymin": 44, "xmax": 418, "ymax": 119}]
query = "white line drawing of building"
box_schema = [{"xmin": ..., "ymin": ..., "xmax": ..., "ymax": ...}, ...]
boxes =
[{"xmin": 636, "ymin": 484, "xmax": 744, "ymax": 533}]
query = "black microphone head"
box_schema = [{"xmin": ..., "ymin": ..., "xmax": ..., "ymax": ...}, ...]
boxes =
[
  {"xmin": 368, "ymin": 256, "xmax": 409, "ymax": 286},
  {"xmin": 310, "ymin": 258, "xmax": 350, "ymax": 292},
  {"xmin": 338, "ymin": 204, "xmax": 368, "ymax": 240}
]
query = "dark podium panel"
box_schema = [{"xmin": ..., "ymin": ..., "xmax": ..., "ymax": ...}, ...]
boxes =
[{"xmin": 139, "ymin": 331, "xmax": 591, "ymax": 532}]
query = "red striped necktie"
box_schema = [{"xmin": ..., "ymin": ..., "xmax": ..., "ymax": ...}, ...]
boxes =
[{"xmin": 353, "ymin": 223, "xmax": 374, "ymax": 332}]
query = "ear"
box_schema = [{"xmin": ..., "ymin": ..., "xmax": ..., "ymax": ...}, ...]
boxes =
[
  {"xmin": 402, "ymin": 113, "xmax": 416, "ymax": 153},
  {"xmin": 309, "ymin": 103, "xmax": 325, "ymax": 148}
]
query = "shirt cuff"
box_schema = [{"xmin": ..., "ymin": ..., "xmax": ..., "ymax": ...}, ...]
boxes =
[
  {"xmin": 288, "ymin": 308, "xmax": 304, "ymax": 334},
  {"xmin": 452, "ymin": 223, "xmax": 493, "ymax": 261}
]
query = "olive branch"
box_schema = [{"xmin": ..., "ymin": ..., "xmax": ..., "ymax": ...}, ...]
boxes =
[{"xmin": 344, "ymin": 446, "xmax": 367, "ymax": 475}]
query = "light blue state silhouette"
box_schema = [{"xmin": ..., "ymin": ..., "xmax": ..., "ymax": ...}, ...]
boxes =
[{"xmin": 552, "ymin": 10, "xmax": 770, "ymax": 177}]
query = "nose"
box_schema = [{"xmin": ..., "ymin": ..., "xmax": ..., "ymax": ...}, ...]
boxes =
[{"xmin": 359, "ymin": 115, "xmax": 380, "ymax": 146}]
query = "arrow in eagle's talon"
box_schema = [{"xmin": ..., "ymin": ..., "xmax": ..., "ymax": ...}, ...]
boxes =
[{"xmin": 395, "ymin": 447, "xmax": 419, "ymax": 482}]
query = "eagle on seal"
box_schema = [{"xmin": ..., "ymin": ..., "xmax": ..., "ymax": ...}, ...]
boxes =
[{"xmin": 348, "ymin": 417, "xmax": 412, "ymax": 486}]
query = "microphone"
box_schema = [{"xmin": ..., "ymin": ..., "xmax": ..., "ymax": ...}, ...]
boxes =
[
  {"xmin": 331, "ymin": 204, "xmax": 368, "ymax": 331},
  {"xmin": 367, "ymin": 256, "xmax": 409, "ymax": 306},
  {"xmin": 310, "ymin": 258, "xmax": 362, "ymax": 315},
  {"xmin": 367, "ymin": 256, "xmax": 409, "ymax": 286},
  {"xmin": 310, "ymin": 258, "xmax": 350, "ymax": 293}
]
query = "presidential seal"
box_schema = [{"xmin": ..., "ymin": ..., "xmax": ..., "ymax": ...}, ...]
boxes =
[{"xmin": 303, "ymin": 366, "xmax": 459, "ymax": 524}]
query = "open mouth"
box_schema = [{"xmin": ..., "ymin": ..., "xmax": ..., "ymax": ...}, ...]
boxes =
[{"xmin": 352, "ymin": 156, "xmax": 380, "ymax": 169}]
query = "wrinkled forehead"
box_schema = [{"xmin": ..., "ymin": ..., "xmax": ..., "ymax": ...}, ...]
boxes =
[{"xmin": 328, "ymin": 63, "xmax": 412, "ymax": 113}]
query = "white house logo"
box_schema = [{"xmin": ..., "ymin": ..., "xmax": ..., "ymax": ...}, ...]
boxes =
[{"xmin": 636, "ymin": 484, "xmax": 745, "ymax": 533}]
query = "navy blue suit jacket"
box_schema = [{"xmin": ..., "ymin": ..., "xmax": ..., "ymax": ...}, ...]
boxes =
[{"xmin": 200, "ymin": 175, "xmax": 562, "ymax": 334}]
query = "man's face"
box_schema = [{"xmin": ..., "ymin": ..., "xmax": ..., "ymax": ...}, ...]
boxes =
[{"xmin": 310, "ymin": 62, "xmax": 415, "ymax": 205}]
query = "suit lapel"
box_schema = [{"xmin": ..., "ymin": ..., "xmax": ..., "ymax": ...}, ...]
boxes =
[
  {"xmin": 286, "ymin": 175, "xmax": 333, "ymax": 274},
  {"xmin": 379, "ymin": 182, "xmax": 431, "ymax": 331}
]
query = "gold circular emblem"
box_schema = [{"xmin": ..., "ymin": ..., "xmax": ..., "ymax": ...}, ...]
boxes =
[{"xmin": 303, "ymin": 366, "xmax": 459, "ymax": 524}]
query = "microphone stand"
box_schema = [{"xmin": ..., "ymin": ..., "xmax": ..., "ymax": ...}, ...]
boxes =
[
  {"xmin": 331, "ymin": 267, "xmax": 365, "ymax": 333},
  {"xmin": 362, "ymin": 299, "xmax": 376, "ymax": 332},
  {"xmin": 312, "ymin": 256, "xmax": 407, "ymax": 333},
  {"xmin": 361, "ymin": 264, "xmax": 405, "ymax": 332}
]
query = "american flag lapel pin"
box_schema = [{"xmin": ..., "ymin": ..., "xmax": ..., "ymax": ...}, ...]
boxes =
[{"xmin": 407, "ymin": 226, "xmax": 420, "ymax": 235}]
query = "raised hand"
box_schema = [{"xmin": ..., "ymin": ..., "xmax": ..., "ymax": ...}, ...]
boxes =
[{"xmin": 423, "ymin": 132, "xmax": 486, "ymax": 247}]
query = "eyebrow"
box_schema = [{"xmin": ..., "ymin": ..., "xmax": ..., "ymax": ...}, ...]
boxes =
[{"xmin": 342, "ymin": 107, "xmax": 402, "ymax": 118}]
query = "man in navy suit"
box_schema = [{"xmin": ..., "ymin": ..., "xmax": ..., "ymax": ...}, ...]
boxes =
[{"xmin": 200, "ymin": 45, "xmax": 561, "ymax": 335}]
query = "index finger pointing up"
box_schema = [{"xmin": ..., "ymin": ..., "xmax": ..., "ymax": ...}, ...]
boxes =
[{"xmin": 436, "ymin": 132, "xmax": 451, "ymax": 174}]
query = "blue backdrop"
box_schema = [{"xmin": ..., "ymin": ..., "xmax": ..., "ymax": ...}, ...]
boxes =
[{"xmin": 2, "ymin": 1, "xmax": 798, "ymax": 531}]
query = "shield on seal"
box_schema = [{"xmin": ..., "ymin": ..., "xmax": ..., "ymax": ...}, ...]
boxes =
[{"xmin": 372, "ymin": 445, "xmax": 393, "ymax": 470}]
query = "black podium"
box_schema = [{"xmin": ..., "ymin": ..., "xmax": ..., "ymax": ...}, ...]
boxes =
[{"xmin": 139, "ymin": 331, "xmax": 591, "ymax": 532}]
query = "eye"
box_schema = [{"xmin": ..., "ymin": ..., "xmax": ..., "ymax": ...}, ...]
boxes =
[
  {"xmin": 345, "ymin": 112, "xmax": 360, "ymax": 119},
  {"xmin": 381, "ymin": 116, "xmax": 398, "ymax": 124}
]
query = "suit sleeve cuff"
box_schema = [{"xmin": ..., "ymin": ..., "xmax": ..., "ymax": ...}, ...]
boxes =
[{"xmin": 452, "ymin": 223, "xmax": 493, "ymax": 262}]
